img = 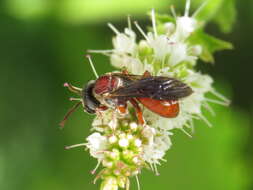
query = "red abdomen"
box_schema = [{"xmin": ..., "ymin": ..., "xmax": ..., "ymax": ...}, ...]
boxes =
[{"xmin": 137, "ymin": 98, "xmax": 179, "ymax": 118}]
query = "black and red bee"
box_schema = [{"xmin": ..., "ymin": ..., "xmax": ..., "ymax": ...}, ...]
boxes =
[{"xmin": 60, "ymin": 56, "xmax": 193, "ymax": 127}]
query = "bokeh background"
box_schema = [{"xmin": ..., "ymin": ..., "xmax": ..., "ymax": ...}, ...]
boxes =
[{"xmin": 1, "ymin": 0, "xmax": 252, "ymax": 190}]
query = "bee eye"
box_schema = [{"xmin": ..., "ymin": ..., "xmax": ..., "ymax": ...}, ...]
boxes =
[
  {"xmin": 83, "ymin": 80, "xmax": 101, "ymax": 114},
  {"xmin": 84, "ymin": 105, "xmax": 96, "ymax": 114}
]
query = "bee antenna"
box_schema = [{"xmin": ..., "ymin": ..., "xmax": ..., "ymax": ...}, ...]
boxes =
[
  {"xmin": 85, "ymin": 54, "xmax": 99, "ymax": 78},
  {"xmin": 59, "ymin": 101, "xmax": 82, "ymax": 128}
]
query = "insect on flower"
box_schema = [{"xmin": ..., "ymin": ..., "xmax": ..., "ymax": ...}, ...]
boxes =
[{"xmin": 60, "ymin": 55, "xmax": 193, "ymax": 127}]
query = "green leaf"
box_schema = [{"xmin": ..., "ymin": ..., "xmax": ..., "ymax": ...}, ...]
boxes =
[
  {"xmin": 153, "ymin": 13, "xmax": 175, "ymax": 24},
  {"xmin": 195, "ymin": 0, "xmax": 236, "ymax": 33},
  {"xmin": 188, "ymin": 29, "xmax": 233, "ymax": 63},
  {"xmin": 195, "ymin": 0, "xmax": 224, "ymax": 22},
  {"xmin": 213, "ymin": 0, "xmax": 237, "ymax": 33}
]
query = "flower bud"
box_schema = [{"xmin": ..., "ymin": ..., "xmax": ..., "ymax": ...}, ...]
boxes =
[
  {"xmin": 102, "ymin": 160, "xmax": 113, "ymax": 168},
  {"xmin": 117, "ymin": 176, "xmax": 127, "ymax": 188},
  {"xmin": 122, "ymin": 150, "xmax": 134, "ymax": 161},
  {"xmin": 100, "ymin": 177, "xmax": 118, "ymax": 190},
  {"xmin": 191, "ymin": 45, "xmax": 202, "ymax": 56},
  {"xmin": 164, "ymin": 22, "xmax": 175, "ymax": 35},
  {"xmin": 109, "ymin": 149, "xmax": 120, "ymax": 160},
  {"xmin": 127, "ymin": 134, "xmax": 133, "ymax": 140},
  {"xmin": 129, "ymin": 122, "xmax": 138, "ymax": 131},
  {"xmin": 134, "ymin": 139, "xmax": 142, "ymax": 147},
  {"xmin": 118, "ymin": 138, "xmax": 129, "ymax": 148},
  {"xmin": 108, "ymin": 135, "xmax": 118, "ymax": 144}
]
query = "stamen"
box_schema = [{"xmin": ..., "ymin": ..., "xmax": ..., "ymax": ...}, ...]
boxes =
[
  {"xmin": 86, "ymin": 55, "xmax": 99, "ymax": 78},
  {"xmin": 153, "ymin": 163, "xmax": 160, "ymax": 176},
  {"xmin": 93, "ymin": 169, "xmax": 105, "ymax": 184},
  {"xmin": 135, "ymin": 175, "xmax": 141, "ymax": 190},
  {"xmin": 149, "ymin": 163, "xmax": 154, "ymax": 172},
  {"xmin": 170, "ymin": 5, "xmax": 177, "ymax": 18},
  {"xmin": 192, "ymin": 0, "xmax": 208, "ymax": 17},
  {"xmin": 127, "ymin": 15, "xmax": 132, "ymax": 30},
  {"xmin": 161, "ymin": 56, "xmax": 166, "ymax": 69},
  {"xmin": 87, "ymin": 49, "xmax": 114, "ymax": 54},
  {"xmin": 210, "ymin": 89, "xmax": 230, "ymax": 105},
  {"xmin": 151, "ymin": 9, "xmax": 158, "ymax": 37},
  {"xmin": 202, "ymin": 101, "xmax": 216, "ymax": 116},
  {"xmin": 91, "ymin": 161, "xmax": 101, "ymax": 175},
  {"xmin": 198, "ymin": 114, "xmax": 212, "ymax": 127},
  {"xmin": 160, "ymin": 158, "xmax": 167, "ymax": 162},
  {"xmin": 64, "ymin": 143, "xmax": 87, "ymax": 150},
  {"xmin": 95, "ymin": 150, "xmax": 110, "ymax": 155},
  {"xmin": 180, "ymin": 128, "xmax": 193, "ymax": 138},
  {"xmin": 189, "ymin": 118, "xmax": 194, "ymax": 133},
  {"xmin": 107, "ymin": 23, "xmax": 120, "ymax": 35},
  {"xmin": 185, "ymin": 0, "xmax": 191, "ymax": 17},
  {"xmin": 184, "ymin": 119, "xmax": 194, "ymax": 134},
  {"xmin": 134, "ymin": 21, "xmax": 150, "ymax": 43},
  {"xmin": 205, "ymin": 98, "xmax": 230, "ymax": 106},
  {"xmin": 189, "ymin": 114, "xmax": 200, "ymax": 120},
  {"xmin": 126, "ymin": 178, "xmax": 130, "ymax": 190}
]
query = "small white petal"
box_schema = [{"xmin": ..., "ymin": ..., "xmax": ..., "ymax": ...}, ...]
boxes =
[
  {"xmin": 130, "ymin": 122, "xmax": 138, "ymax": 130},
  {"xmin": 164, "ymin": 22, "xmax": 175, "ymax": 36},
  {"xmin": 101, "ymin": 177, "xmax": 118, "ymax": 190},
  {"xmin": 191, "ymin": 45, "xmax": 202, "ymax": 56},
  {"xmin": 109, "ymin": 135, "xmax": 118, "ymax": 144},
  {"xmin": 86, "ymin": 133, "xmax": 108, "ymax": 159},
  {"xmin": 134, "ymin": 139, "xmax": 142, "ymax": 147},
  {"xmin": 172, "ymin": 16, "xmax": 197, "ymax": 41},
  {"xmin": 127, "ymin": 134, "xmax": 133, "ymax": 140},
  {"xmin": 119, "ymin": 138, "xmax": 129, "ymax": 148}
]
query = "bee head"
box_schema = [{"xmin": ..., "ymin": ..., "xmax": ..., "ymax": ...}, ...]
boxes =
[{"xmin": 82, "ymin": 80, "xmax": 101, "ymax": 114}]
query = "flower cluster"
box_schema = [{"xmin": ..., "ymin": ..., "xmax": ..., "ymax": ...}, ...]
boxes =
[{"xmin": 67, "ymin": 1, "xmax": 231, "ymax": 190}]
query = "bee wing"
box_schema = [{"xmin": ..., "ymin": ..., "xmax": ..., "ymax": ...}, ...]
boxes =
[
  {"xmin": 110, "ymin": 77, "xmax": 193, "ymax": 100},
  {"xmin": 112, "ymin": 73, "xmax": 144, "ymax": 81}
]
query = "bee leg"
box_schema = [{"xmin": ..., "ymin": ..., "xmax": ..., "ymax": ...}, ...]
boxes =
[
  {"xmin": 117, "ymin": 103, "xmax": 128, "ymax": 115},
  {"xmin": 64, "ymin": 82, "xmax": 82, "ymax": 95},
  {"xmin": 142, "ymin": 71, "xmax": 151, "ymax": 78},
  {"xmin": 69, "ymin": 97, "xmax": 82, "ymax": 101},
  {"xmin": 95, "ymin": 106, "xmax": 109, "ymax": 126},
  {"xmin": 98, "ymin": 105, "xmax": 108, "ymax": 111},
  {"xmin": 129, "ymin": 98, "xmax": 145, "ymax": 125},
  {"xmin": 95, "ymin": 106, "xmax": 108, "ymax": 120},
  {"xmin": 59, "ymin": 102, "xmax": 82, "ymax": 128},
  {"xmin": 122, "ymin": 68, "xmax": 129, "ymax": 75}
]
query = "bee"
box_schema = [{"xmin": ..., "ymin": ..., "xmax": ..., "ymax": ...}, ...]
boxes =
[{"xmin": 60, "ymin": 56, "xmax": 193, "ymax": 127}]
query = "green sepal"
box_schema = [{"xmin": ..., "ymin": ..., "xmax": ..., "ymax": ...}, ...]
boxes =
[{"xmin": 188, "ymin": 29, "xmax": 233, "ymax": 63}]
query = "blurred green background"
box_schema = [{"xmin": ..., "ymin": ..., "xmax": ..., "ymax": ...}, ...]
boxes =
[{"xmin": 1, "ymin": 0, "xmax": 252, "ymax": 190}]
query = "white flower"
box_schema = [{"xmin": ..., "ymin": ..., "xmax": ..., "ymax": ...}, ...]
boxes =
[
  {"xmin": 81, "ymin": 0, "xmax": 230, "ymax": 189},
  {"xmin": 171, "ymin": 16, "xmax": 197, "ymax": 41},
  {"xmin": 164, "ymin": 22, "xmax": 175, "ymax": 35},
  {"xmin": 149, "ymin": 34, "xmax": 172, "ymax": 60},
  {"xmin": 118, "ymin": 138, "xmax": 129, "ymax": 148},
  {"xmin": 129, "ymin": 122, "xmax": 138, "ymax": 130},
  {"xmin": 168, "ymin": 42, "xmax": 196, "ymax": 66},
  {"xmin": 111, "ymin": 55, "xmax": 144, "ymax": 75},
  {"xmin": 140, "ymin": 125, "xmax": 173, "ymax": 165},
  {"xmin": 191, "ymin": 45, "xmax": 202, "ymax": 56},
  {"xmin": 86, "ymin": 132, "xmax": 108, "ymax": 159},
  {"xmin": 109, "ymin": 135, "xmax": 118, "ymax": 144},
  {"xmin": 134, "ymin": 139, "xmax": 142, "ymax": 147},
  {"xmin": 92, "ymin": 109, "xmax": 119, "ymax": 131},
  {"xmin": 112, "ymin": 28, "xmax": 137, "ymax": 55},
  {"xmin": 143, "ymin": 129, "xmax": 172, "ymax": 164},
  {"xmin": 101, "ymin": 177, "xmax": 118, "ymax": 190}
]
